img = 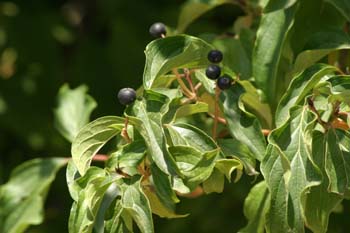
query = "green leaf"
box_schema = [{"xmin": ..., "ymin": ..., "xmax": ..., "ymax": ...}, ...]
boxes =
[
  {"xmin": 105, "ymin": 201, "xmax": 133, "ymax": 233},
  {"xmin": 0, "ymin": 158, "xmax": 66, "ymax": 233},
  {"xmin": 275, "ymin": 64, "xmax": 337, "ymax": 127},
  {"xmin": 325, "ymin": 0, "xmax": 350, "ymax": 21},
  {"xmin": 143, "ymin": 185, "xmax": 187, "ymax": 218},
  {"xmin": 203, "ymin": 168, "xmax": 225, "ymax": 194},
  {"xmin": 166, "ymin": 123, "xmax": 218, "ymax": 153},
  {"xmin": 71, "ymin": 116, "xmax": 125, "ymax": 176},
  {"xmin": 143, "ymin": 35, "xmax": 213, "ymax": 89},
  {"xmin": 218, "ymin": 139, "xmax": 258, "ymax": 176},
  {"xmin": 239, "ymin": 181, "xmax": 270, "ymax": 233},
  {"xmin": 263, "ymin": 0, "xmax": 297, "ymax": 13},
  {"xmin": 261, "ymin": 106, "xmax": 322, "ymax": 233},
  {"xmin": 54, "ymin": 84, "xmax": 97, "ymax": 142},
  {"xmin": 220, "ymin": 82, "xmax": 266, "ymax": 161},
  {"xmin": 174, "ymin": 102, "xmax": 208, "ymax": 120},
  {"xmin": 106, "ymin": 139, "xmax": 147, "ymax": 176},
  {"xmin": 120, "ymin": 176, "xmax": 154, "ymax": 233},
  {"xmin": 169, "ymin": 146, "xmax": 219, "ymax": 189},
  {"xmin": 68, "ymin": 167, "xmax": 119, "ymax": 233},
  {"xmin": 253, "ymin": 5, "xmax": 297, "ymax": 109},
  {"xmin": 212, "ymin": 37, "xmax": 251, "ymax": 80},
  {"xmin": 291, "ymin": 1, "xmax": 349, "ymax": 74},
  {"xmin": 193, "ymin": 69, "xmax": 216, "ymax": 95},
  {"xmin": 215, "ymin": 158, "xmax": 243, "ymax": 182},
  {"xmin": 176, "ymin": 0, "xmax": 238, "ymax": 33},
  {"xmin": 127, "ymin": 99, "xmax": 180, "ymax": 176},
  {"xmin": 303, "ymin": 131, "xmax": 343, "ymax": 233},
  {"xmin": 150, "ymin": 164, "xmax": 179, "ymax": 213}
]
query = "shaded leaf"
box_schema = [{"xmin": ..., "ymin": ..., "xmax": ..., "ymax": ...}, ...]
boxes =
[
  {"xmin": 239, "ymin": 181, "xmax": 270, "ymax": 233},
  {"xmin": 177, "ymin": 0, "xmax": 238, "ymax": 33},
  {"xmin": 253, "ymin": 5, "xmax": 297, "ymax": 108},
  {"xmin": 325, "ymin": 0, "xmax": 350, "ymax": 21},
  {"xmin": 54, "ymin": 84, "xmax": 97, "ymax": 142},
  {"xmin": 220, "ymin": 82, "xmax": 266, "ymax": 161},
  {"xmin": 0, "ymin": 158, "xmax": 66, "ymax": 233},
  {"xmin": 203, "ymin": 168, "xmax": 225, "ymax": 194},
  {"xmin": 263, "ymin": 0, "xmax": 297, "ymax": 13}
]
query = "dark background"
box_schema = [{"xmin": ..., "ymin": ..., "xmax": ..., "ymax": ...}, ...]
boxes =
[{"xmin": 0, "ymin": 1, "xmax": 349, "ymax": 232}]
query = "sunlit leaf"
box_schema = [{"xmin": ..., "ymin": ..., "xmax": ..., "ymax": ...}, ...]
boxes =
[
  {"xmin": 71, "ymin": 116, "xmax": 125, "ymax": 176},
  {"xmin": 143, "ymin": 35, "xmax": 213, "ymax": 89}
]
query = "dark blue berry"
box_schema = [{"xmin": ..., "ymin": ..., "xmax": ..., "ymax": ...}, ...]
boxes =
[
  {"xmin": 149, "ymin": 22, "xmax": 166, "ymax": 38},
  {"xmin": 217, "ymin": 75, "xmax": 232, "ymax": 90},
  {"xmin": 207, "ymin": 50, "xmax": 223, "ymax": 63},
  {"xmin": 205, "ymin": 64, "xmax": 221, "ymax": 80},
  {"xmin": 118, "ymin": 88, "xmax": 136, "ymax": 105}
]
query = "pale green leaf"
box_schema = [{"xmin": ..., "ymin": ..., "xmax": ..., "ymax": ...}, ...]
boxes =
[
  {"xmin": 54, "ymin": 84, "xmax": 97, "ymax": 142},
  {"xmin": 68, "ymin": 167, "xmax": 119, "ymax": 233},
  {"xmin": 166, "ymin": 123, "xmax": 218, "ymax": 153},
  {"xmin": 71, "ymin": 116, "xmax": 125, "ymax": 176},
  {"xmin": 203, "ymin": 168, "xmax": 225, "ymax": 194},
  {"xmin": 263, "ymin": 0, "xmax": 297, "ymax": 13},
  {"xmin": 215, "ymin": 158, "xmax": 243, "ymax": 182},
  {"xmin": 303, "ymin": 131, "xmax": 343, "ymax": 233},
  {"xmin": 120, "ymin": 176, "xmax": 154, "ymax": 233},
  {"xmin": 0, "ymin": 158, "xmax": 66, "ymax": 233},
  {"xmin": 261, "ymin": 106, "xmax": 322, "ymax": 233},
  {"xmin": 275, "ymin": 64, "xmax": 337, "ymax": 127}
]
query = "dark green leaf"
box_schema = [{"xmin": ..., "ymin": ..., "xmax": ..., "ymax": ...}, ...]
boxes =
[
  {"xmin": 150, "ymin": 164, "xmax": 179, "ymax": 214},
  {"xmin": 263, "ymin": 0, "xmax": 297, "ymax": 13},
  {"xmin": 218, "ymin": 139, "xmax": 258, "ymax": 176},
  {"xmin": 71, "ymin": 116, "xmax": 125, "ymax": 176},
  {"xmin": 212, "ymin": 37, "xmax": 251, "ymax": 80},
  {"xmin": 239, "ymin": 181, "xmax": 270, "ymax": 233},
  {"xmin": 220, "ymin": 82, "xmax": 266, "ymax": 161},
  {"xmin": 0, "ymin": 158, "xmax": 66, "ymax": 233},
  {"xmin": 177, "ymin": 0, "xmax": 238, "ymax": 33},
  {"xmin": 325, "ymin": 0, "xmax": 350, "ymax": 21},
  {"xmin": 54, "ymin": 84, "xmax": 97, "ymax": 142},
  {"xmin": 253, "ymin": 5, "xmax": 297, "ymax": 108}
]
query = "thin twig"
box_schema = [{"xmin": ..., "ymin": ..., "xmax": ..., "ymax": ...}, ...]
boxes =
[
  {"xmin": 172, "ymin": 68, "xmax": 195, "ymax": 98},
  {"xmin": 212, "ymin": 86, "xmax": 221, "ymax": 140},
  {"xmin": 121, "ymin": 117, "xmax": 132, "ymax": 143}
]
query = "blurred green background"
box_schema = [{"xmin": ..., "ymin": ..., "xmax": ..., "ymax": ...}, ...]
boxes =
[{"xmin": 0, "ymin": 1, "xmax": 349, "ymax": 232}]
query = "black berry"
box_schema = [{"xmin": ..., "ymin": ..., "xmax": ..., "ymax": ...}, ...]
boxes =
[
  {"xmin": 217, "ymin": 75, "xmax": 232, "ymax": 90},
  {"xmin": 118, "ymin": 88, "xmax": 137, "ymax": 105},
  {"xmin": 207, "ymin": 50, "xmax": 223, "ymax": 63},
  {"xmin": 149, "ymin": 22, "xmax": 166, "ymax": 38},
  {"xmin": 205, "ymin": 64, "xmax": 221, "ymax": 80}
]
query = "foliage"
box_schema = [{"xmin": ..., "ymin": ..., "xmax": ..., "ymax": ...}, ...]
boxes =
[{"xmin": 1, "ymin": 0, "xmax": 350, "ymax": 233}]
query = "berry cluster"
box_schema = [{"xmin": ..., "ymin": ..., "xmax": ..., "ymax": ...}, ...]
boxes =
[{"xmin": 205, "ymin": 50, "xmax": 232, "ymax": 90}]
